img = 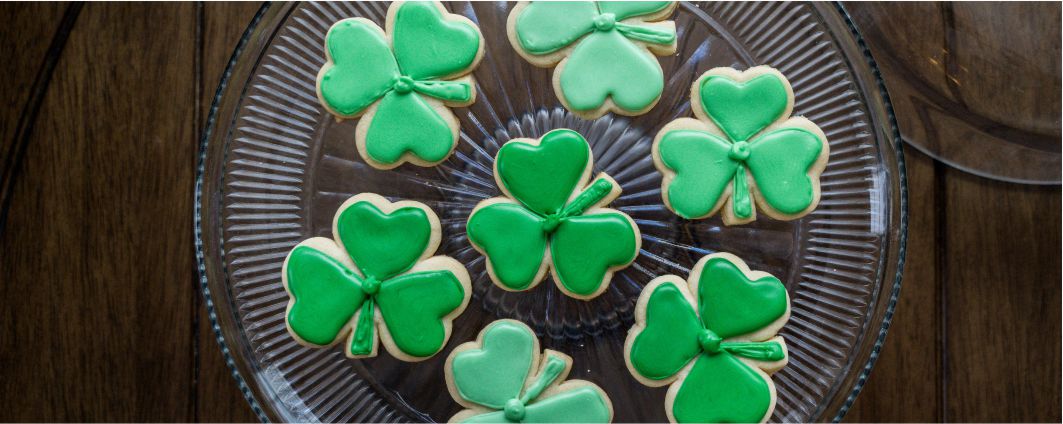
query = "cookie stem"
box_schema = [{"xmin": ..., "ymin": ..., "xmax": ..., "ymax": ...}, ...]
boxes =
[
  {"xmin": 614, "ymin": 22, "xmax": 676, "ymax": 45},
  {"xmin": 411, "ymin": 80, "xmax": 472, "ymax": 103},
  {"xmin": 720, "ymin": 340, "xmax": 785, "ymax": 362},
  {"xmin": 349, "ymin": 298, "xmax": 375, "ymax": 356},
  {"xmin": 560, "ymin": 177, "xmax": 616, "ymax": 218},
  {"xmin": 732, "ymin": 166, "xmax": 752, "ymax": 219},
  {"xmin": 519, "ymin": 354, "xmax": 567, "ymax": 404}
]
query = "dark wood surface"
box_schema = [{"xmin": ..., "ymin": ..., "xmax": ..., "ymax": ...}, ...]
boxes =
[{"xmin": 0, "ymin": 3, "xmax": 1058, "ymax": 422}]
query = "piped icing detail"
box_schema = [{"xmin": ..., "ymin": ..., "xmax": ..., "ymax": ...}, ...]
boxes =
[
  {"xmin": 652, "ymin": 66, "xmax": 830, "ymax": 225},
  {"xmin": 507, "ymin": 1, "xmax": 678, "ymax": 118},
  {"xmin": 316, "ymin": 1, "xmax": 484, "ymax": 169},
  {"xmin": 625, "ymin": 253, "xmax": 791, "ymax": 423},
  {"xmin": 446, "ymin": 320, "xmax": 613, "ymax": 423},
  {"xmin": 466, "ymin": 129, "xmax": 641, "ymax": 300},
  {"xmin": 282, "ymin": 193, "xmax": 471, "ymax": 361}
]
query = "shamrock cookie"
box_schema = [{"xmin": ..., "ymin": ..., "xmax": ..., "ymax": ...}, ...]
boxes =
[
  {"xmin": 282, "ymin": 193, "xmax": 471, "ymax": 361},
  {"xmin": 446, "ymin": 320, "xmax": 613, "ymax": 423},
  {"xmin": 317, "ymin": 1, "xmax": 485, "ymax": 169},
  {"xmin": 507, "ymin": 1, "xmax": 678, "ymax": 119},
  {"xmin": 466, "ymin": 129, "xmax": 641, "ymax": 300},
  {"xmin": 625, "ymin": 253, "xmax": 790, "ymax": 423},
  {"xmin": 652, "ymin": 66, "xmax": 830, "ymax": 225}
]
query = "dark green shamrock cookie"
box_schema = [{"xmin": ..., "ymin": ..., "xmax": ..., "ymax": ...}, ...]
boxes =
[
  {"xmin": 625, "ymin": 253, "xmax": 790, "ymax": 423},
  {"xmin": 465, "ymin": 129, "xmax": 641, "ymax": 300},
  {"xmin": 282, "ymin": 193, "xmax": 471, "ymax": 361}
]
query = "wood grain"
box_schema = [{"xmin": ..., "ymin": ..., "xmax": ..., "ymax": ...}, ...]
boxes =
[
  {"xmin": 195, "ymin": 3, "xmax": 265, "ymax": 422},
  {"xmin": 943, "ymin": 170, "xmax": 1062, "ymax": 422},
  {"xmin": 845, "ymin": 147, "xmax": 944, "ymax": 422},
  {"xmin": 0, "ymin": 2, "xmax": 68, "ymax": 157},
  {"xmin": 842, "ymin": 3, "xmax": 1062, "ymax": 421},
  {"xmin": 0, "ymin": 2, "xmax": 71, "ymax": 226},
  {"xmin": 0, "ymin": 3, "xmax": 197, "ymax": 421}
]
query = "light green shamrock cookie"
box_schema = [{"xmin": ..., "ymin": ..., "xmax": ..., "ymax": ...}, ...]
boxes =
[
  {"xmin": 282, "ymin": 193, "xmax": 471, "ymax": 361},
  {"xmin": 507, "ymin": 1, "xmax": 678, "ymax": 119},
  {"xmin": 317, "ymin": 1, "xmax": 484, "ymax": 169},
  {"xmin": 625, "ymin": 253, "xmax": 790, "ymax": 423},
  {"xmin": 466, "ymin": 129, "xmax": 641, "ymax": 300},
  {"xmin": 446, "ymin": 319, "xmax": 613, "ymax": 423},
  {"xmin": 652, "ymin": 66, "xmax": 830, "ymax": 225}
]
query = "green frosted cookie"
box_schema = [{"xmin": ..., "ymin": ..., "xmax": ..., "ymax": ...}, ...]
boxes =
[
  {"xmin": 446, "ymin": 319, "xmax": 613, "ymax": 423},
  {"xmin": 507, "ymin": 1, "xmax": 678, "ymax": 119},
  {"xmin": 652, "ymin": 66, "xmax": 830, "ymax": 225},
  {"xmin": 317, "ymin": 1, "xmax": 484, "ymax": 169},
  {"xmin": 466, "ymin": 128, "xmax": 641, "ymax": 300},
  {"xmin": 625, "ymin": 253, "xmax": 791, "ymax": 423},
  {"xmin": 282, "ymin": 193, "xmax": 471, "ymax": 361}
]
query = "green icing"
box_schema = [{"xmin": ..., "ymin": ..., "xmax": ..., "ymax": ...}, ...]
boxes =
[
  {"xmin": 717, "ymin": 340, "xmax": 786, "ymax": 362},
  {"xmin": 626, "ymin": 254, "xmax": 789, "ymax": 423},
  {"xmin": 286, "ymin": 246, "xmax": 367, "ymax": 345},
  {"xmin": 659, "ymin": 130, "xmax": 737, "ymax": 219},
  {"xmin": 672, "ymin": 353, "xmax": 773, "ymax": 423},
  {"xmin": 551, "ymin": 212, "xmax": 637, "ymax": 296},
  {"xmin": 514, "ymin": 2, "xmax": 597, "ymax": 55},
  {"xmin": 557, "ymin": 178, "xmax": 614, "ymax": 219},
  {"xmin": 700, "ymin": 74, "xmax": 789, "ymax": 142},
  {"xmin": 318, "ymin": 1, "xmax": 482, "ymax": 167},
  {"xmin": 391, "ymin": 1, "xmax": 481, "ymax": 80},
  {"xmin": 697, "ymin": 328, "xmax": 785, "ymax": 362},
  {"xmin": 467, "ymin": 129, "xmax": 639, "ymax": 299},
  {"xmin": 520, "ymin": 355, "xmax": 567, "ymax": 405},
  {"xmin": 597, "ymin": 1, "xmax": 673, "ymax": 20},
  {"xmin": 335, "ymin": 201, "xmax": 430, "ymax": 280},
  {"xmin": 409, "ymin": 79, "xmax": 471, "ymax": 102},
  {"xmin": 746, "ymin": 128, "xmax": 823, "ymax": 215},
  {"xmin": 629, "ymin": 281, "xmax": 702, "ymax": 380},
  {"xmin": 612, "ymin": 21, "xmax": 677, "ymax": 45},
  {"xmin": 496, "ymin": 129, "xmax": 589, "ymax": 216},
  {"xmin": 364, "ymin": 90, "xmax": 455, "ymax": 164},
  {"xmin": 451, "ymin": 321, "xmax": 611, "ymax": 423},
  {"xmin": 657, "ymin": 70, "xmax": 826, "ymax": 222},
  {"xmin": 697, "ymin": 256, "xmax": 788, "ymax": 339},
  {"xmin": 320, "ymin": 20, "xmax": 399, "ymax": 116},
  {"xmin": 732, "ymin": 165, "xmax": 752, "ymax": 218},
  {"xmin": 461, "ymin": 386, "xmax": 611, "ymax": 423},
  {"xmin": 284, "ymin": 199, "xmax": 466, "ymax": 359},
  {"xmin": 452, "ymin": 321, "xmax": 536, "ymax": 409},
  {"xmin": 350, "ymin": 299, "xmax": 376, "ymax": 355},
  {"xmin": 559, "ymin": 29, "xmax": 665, "ymax": 112},
  {"xmin": 513, "ymin": 1, "xmax": 676, "ymax": 113},
  {"xmin": 377, "ymin": 269, "xmax": 466, "ymax": 358},
  {"xmin": 466, "ymin": 202, "xmax": 547, "ymax": 290}
]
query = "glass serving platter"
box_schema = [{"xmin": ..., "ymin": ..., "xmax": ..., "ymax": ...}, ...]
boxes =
[{"xmin": 196, "ymin": 2, "xmax": 907, "ymax": 422}]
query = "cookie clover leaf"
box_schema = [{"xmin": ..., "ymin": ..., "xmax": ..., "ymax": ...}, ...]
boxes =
[
  {"xmin": 466, "ymin": 129, "xmax": 641, "ymax": 300},
  {"xmin": 507, "ymin": 1, "xmax": 678, "ymax": 119},
  {"xmin": 282, "ymin": 193, "xmax": 471, "ymax": 361},
  {"xmin": 625, "ymin": 253, "xmax": 790, "ymax": 423},
  {"xmin": 317, "ymin": 1, "xmax": 484, "ymax": 170},
  {"xmin": 446, "ymin": 320, "xmax": 613, "ymax": 423},
  {"xmin": 652, "ymin": 66, "xmax": 830, "ymax": 225}
]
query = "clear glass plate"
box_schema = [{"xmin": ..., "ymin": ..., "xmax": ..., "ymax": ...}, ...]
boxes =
[
  {"xmin": 196, "ymin": 2, "xmax": 907, "ymax": 422},
  {"xmin": 847, "ymin": 2, "xmax": 1061, "ymax": 185}
]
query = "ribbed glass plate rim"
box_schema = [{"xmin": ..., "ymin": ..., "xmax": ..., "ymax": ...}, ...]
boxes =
[{"xmin": 193, "ymin": 2, "xmax": 908, "ymax": 422}]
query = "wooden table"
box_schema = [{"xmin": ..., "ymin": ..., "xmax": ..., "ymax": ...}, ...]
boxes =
[{"xmin": 0, "ymin": 3, "xmax": 1058, "ymax": 422}]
